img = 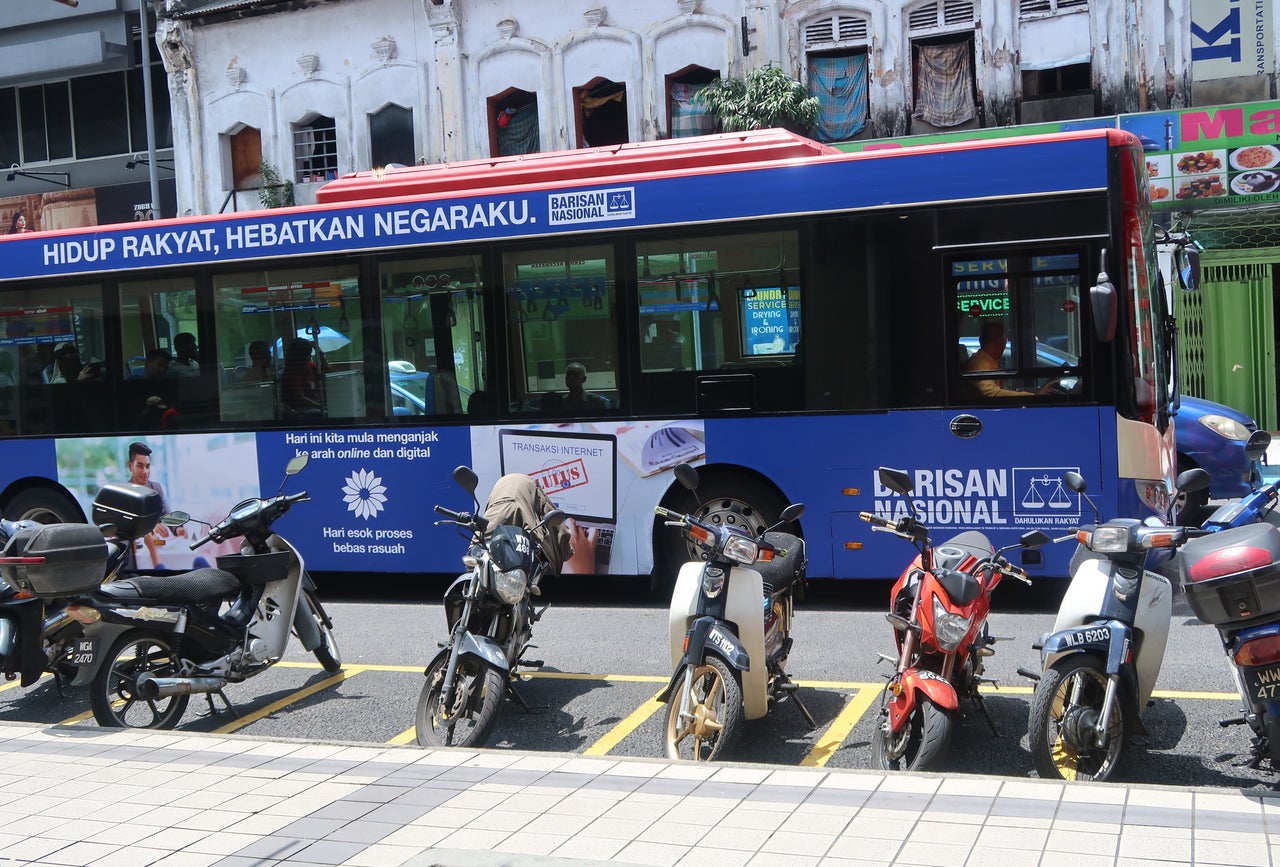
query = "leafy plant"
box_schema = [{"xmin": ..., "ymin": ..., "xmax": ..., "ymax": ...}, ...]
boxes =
[
  {"xmin": 258, "ymin": 160, "xmax": 295, "ymax": 209},
  {"xmin": 694, "ymin": 66, "xmax": 819, "ymax": 136}
]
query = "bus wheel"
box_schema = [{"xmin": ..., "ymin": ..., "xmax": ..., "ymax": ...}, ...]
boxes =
[
  {"xmin": 654, "ymin": 473, "xmax": 785, "ymax": 591},
  {"xmin": 4, "ymin": 488, "xmax": 80, "ymax": 525}
]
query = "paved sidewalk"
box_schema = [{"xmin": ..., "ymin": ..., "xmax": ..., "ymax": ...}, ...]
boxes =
[{"xmin": 0, "ymin": 720, "xmax": 1274, "ymax": 866}]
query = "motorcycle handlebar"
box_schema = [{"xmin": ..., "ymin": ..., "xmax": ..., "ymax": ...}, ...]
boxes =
[{"xmin": 434, "ymin": 505, "xmax": 488, "ymax": 531}]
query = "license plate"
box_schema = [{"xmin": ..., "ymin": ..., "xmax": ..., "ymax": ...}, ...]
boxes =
[
  {"xmin": 1244, "ymin": 664, "xmax": 1280, "ymax": 702},
  {"xmin": 70, "ymin": 638, "xmax": 96, "ymax": 667}
]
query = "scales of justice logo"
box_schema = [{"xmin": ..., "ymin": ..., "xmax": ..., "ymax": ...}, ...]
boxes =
[{"xmin": 1013, "ymin": 469, "xmax": 1080, "ymax": 519}]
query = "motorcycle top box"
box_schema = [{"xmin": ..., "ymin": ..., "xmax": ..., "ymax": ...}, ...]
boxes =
[
  {"xmin": 1180, "ymin": 522, "xmax": 1280, "ymax": 627},
  {"xmin": 0, "ymin": 523, "xmax": 108, "ymax": 597},
  {"xmin": 91, "ymin": 483, "xmax": 162, "ymax": 541}
]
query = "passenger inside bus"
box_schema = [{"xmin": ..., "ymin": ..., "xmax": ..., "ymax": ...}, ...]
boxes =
[
  {"xmin": 962, "ymin": 320, "xmax": 1061, "ymax": 398},
  {"xmin": 547, "ymin": 362, "xmax": 610, "ymax": 413},
  {"xmin": 280, "ymin": 337, "xmax": 328, "ymax": 417},
  {"xmin": 236, "ymin": 340, "xmax": 275, "ymax": 382}
]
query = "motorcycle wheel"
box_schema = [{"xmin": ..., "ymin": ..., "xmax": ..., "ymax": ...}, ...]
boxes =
[
  {"xmin": 1028, "ymin": 652, "xmax": 1124, "ymax": 782},
  {"xmin": 416, "ymin": 650, "xmax": 505, "ymax": 748},
  {"xmin": 303, "ymin": 590, "xmax": 342, "ymax": 673},
  {"xmin": 89, "ymin": 629, "xmax": 189, "ymax": 730},
  {"xmin": 663, "ymin": 656, "xmax": 743, "ymax": 762},
  {"xmin": 871, "ymin": 692, "xmax": 953, "ymax": 772}
]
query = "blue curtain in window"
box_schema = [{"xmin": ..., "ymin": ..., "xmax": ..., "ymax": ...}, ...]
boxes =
[
  {"xmin": 913, "ymin": 43, "xmax": 976, "ymax": 127},
  {"xmin": 808, "ymin": 54, "xmax": 868, "ymax": 142},
  {"xmin": 670, "ymin": 83, "xmax": 717, "ymax": 138},
  {"xmin": 497, "ymin": 104, "xmax": 540, "ymax": 156}
]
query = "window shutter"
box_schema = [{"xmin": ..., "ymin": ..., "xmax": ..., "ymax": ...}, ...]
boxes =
[{"xmin": 804, "ymin": 13, "xmax": 869, "ymax": 47}]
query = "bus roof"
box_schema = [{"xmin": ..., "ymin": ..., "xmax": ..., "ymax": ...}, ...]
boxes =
[{"xmin": 316, "ymin": 130, "xmax": 844, "ymax": 205}]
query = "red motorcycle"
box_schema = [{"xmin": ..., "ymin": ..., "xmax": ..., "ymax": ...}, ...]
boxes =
[{"xmin": 860, "ymin": 467, "xmax": 1047, "ymax": 771}]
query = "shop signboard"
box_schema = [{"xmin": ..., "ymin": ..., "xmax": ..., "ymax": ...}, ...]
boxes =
[{"xmin": 838, "ymin": 99, "xmax": 1280, "ymax": 212}]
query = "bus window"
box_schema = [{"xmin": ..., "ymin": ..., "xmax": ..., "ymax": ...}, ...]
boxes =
[
  {"xmin": 636, "ymin": 230, "xmax": 801, "ymax": 374},
  {"xmin": 953, "ymin": 252, "xmax": 1085, "ymax": 401},
  {"xmin": 1, "ymin": 284, "xmax": 107, "ymax": 434},
  {"xmin": 503, "ymin": 245, "xmax": 619, "ymax": 415},
  {"xmin": 378, "ymin": 254, "xmax": 484, "ymax": 418},
  {"xmin": 212, "ymin": 265, "xmax": 362, "ymax": 422},
  {"xmin": 119, "ymin": 278, "xmax": 208, "ymax": 429}
]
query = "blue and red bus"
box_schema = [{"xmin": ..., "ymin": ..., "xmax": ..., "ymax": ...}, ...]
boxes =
[{"xmin": 0, "ymin": 128, "xmax": 1173, "ymax": 583}]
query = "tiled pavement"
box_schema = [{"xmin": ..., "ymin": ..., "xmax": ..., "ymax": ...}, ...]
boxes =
[{"xmin": 0, "ymin": 721, "xmax": 1274, "ymax": 866}]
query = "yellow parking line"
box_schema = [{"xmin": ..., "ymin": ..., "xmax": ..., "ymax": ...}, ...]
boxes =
[
  {"xmin": 58, "ymin": 709, "xmax": 97, "ymax": 725},
  {"xmin": 800, "ymin": 686, "xmax": 881, "ymax": 768},
  {"xmin": 213, "ymin": 666, "xmax": 364, "ymax": 734},
  {"xmin": 585, "ymin": 689, "xmax": 667, "ymax": 756},
  {"xmin": 387, "ymin": 726, "xmax": 418, "ymax": 746}
]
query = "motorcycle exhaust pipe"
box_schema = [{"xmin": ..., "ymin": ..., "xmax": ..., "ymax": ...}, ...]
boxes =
[{"xmin": 136, "ymin": 674, "xmax": 227, "ymax": 699}]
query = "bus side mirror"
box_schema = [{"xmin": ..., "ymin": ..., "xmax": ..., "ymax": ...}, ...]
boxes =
[
  {"xmin": 1174, "ymin": 245, "xmax": 1200, "ymax": 292},
  {"xmin": 1089, "ymin": 274, "xmax": 1117, "ymax": 342}
]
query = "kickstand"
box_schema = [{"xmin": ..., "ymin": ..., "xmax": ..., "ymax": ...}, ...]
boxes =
[
  {"xmin": 203, "ymin": 689, "xmax": 237, "ymax": 718},
  {"xmin": 973, "ymin": 691, "xmax": 999, "ymax": 736},
  {"xmin": 506, "ymin": 680, "xmax": 548, "ymax": 713},
  {"xmin": 777, "ymin": 676, "xmax": 818, "ymax": 729}
]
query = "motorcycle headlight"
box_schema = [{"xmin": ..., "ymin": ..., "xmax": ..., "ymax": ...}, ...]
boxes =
[
  {"xmin": 1088, "ymin": 525, "xmax": 1131, "ymax": 554},
  {"xmin": 931, "ymin": 593, "xmax": 972, "ymax": 652},
  {"xmin": 722, "ymin": 534, "xmax": 760, "ymax": 566},
  {"xmin": 491, "ymin": 567, "xmax": 528, "ymax": 604},
  {"xmin": 1198, "ymin": 413, "xmax": 1251, "ymax": 441}
]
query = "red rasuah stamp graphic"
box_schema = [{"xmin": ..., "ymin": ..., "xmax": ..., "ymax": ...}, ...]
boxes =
[{"xmin": 534, "ymin": 458, "xmax": 588, "ymax": 493}]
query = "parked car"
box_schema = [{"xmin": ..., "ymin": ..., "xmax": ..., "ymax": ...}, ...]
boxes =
[{"xmin": 1175, "ymin": 394, "xmax": 1264, "ymax": 520}]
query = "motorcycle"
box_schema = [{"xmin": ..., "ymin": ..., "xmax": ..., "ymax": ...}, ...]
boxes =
[
  {"xmin": 43, "ymin": 454, "xmax": 340, "ymax": 729},
  {"xmin": 1175, "ymin": 428, "xmax": 1280, "ymax": 771},
  {"xmin": 1023, "ymin": 466, "xmax": 1209, "ymax": 781},
  {"xmin": 861, "ymin": 466, "xmax": 1047, "ymax": 771},
  {"xmin": 0, "ymin": 481, "xmax": 164, "ymax": 690},
  {"xmin": 416, "ymin": 467, "xmax": 570, "ymax": 748},
  {"xmin": 656, "ymin": 463, "xmax": 810, "ymax": 762}
]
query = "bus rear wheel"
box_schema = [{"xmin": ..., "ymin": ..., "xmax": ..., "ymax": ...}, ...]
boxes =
[{"xmin": 654, "ymin": 473, "xmax": 785, "ymax": 591}]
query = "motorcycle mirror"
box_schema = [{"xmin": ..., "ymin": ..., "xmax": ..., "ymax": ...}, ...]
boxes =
[
  {"xmin": 673, "ymin": 463, "xmax": 699, "ymax": 492},
  {"xmin": 1245, "ymin": 429, "xmax": 1272, "ymax": 464},
  {"xmin": 538, "ymin": 509, "xmax": 569, "ymax": 530},
  {"xmin": 1063, "ymin": 471, "xmax": 1101, "ymax": 524},
  {"xmin": 161, "ymin": 511, "xmax": 190, "ymax": 528},
  {"xmin": 452, "ymin": 465, "xmax": 480, "ymax": 496},
  {"xmin": 1019, "ymin": 529, "xmax": 1050, "ymax": 550},
  {"xmin": 285, "ymin": 454, "xmax": 309, "ymax": 475},
  {"xmin": 877, "ymin": 467, "xmax": 914, "ymax": 496},
  {"xmin": 1174, "ymin": 467, "xmax": 1211, "ymax": 494},
  {"xmin": 779, "ymin": 503, "xmax": 804, "ymax": 524}
]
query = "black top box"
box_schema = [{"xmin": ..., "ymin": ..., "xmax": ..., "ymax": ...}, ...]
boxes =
[
  {"xmin": 91, "ymin": 483, "xmax": 162, "ymax": 541},
  {"xmin": 0, "ymin": 523, "xmax": 108, "ymax": 597}
]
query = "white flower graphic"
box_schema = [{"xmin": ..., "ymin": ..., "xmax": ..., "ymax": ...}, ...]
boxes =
[{"xmin": 342, "ymin": 468, "xmax": 388, "ymax": 520}]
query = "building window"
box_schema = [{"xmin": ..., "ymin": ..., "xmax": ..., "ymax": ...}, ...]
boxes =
[
  {"xmin": 908, "ymin": 0, "xmax": 977, "ymax": 30},
  {"xmin": 72, "ymin": 73, "xmax": 131, "ymax": 159},
  {"xmin": 911, "ymin": 33, "xmax": 977, "ymax": 127},
  {"xmin": 369, "ymin": 104, "xmax": 414, "ymax": 168},
  {"xmin": 293, "ymin": 115, "xmax": 337, "ymax": 184},
  {"xmin": 1022, "ymin": 62, "xmax": 1092, "ymax": 99},
  {"xmin": 575, "ymin": 79, "xmax": 628, "ymax": 148},
  {"xmin": 807, "ymin": 51, "xmax": 870, "ymax": 142},
  {"xmin": 228, "ymin": 126, "xmax": 262, "ymax": 190},
  {"xmin": 1019, "ymin": 0, "xmax": 1088, "ymax": 18},
  {"xmin": 666, "ymin": 66, "xmax": 717, "ymax": 138},
  {"xmin": 0, "ymin": 89, "xmax": 16, "ymax": 168},
  {"xmin": 488, "ymin": 89, "xmax": 539, "ymax": 157},
  {"xmin": 19, "ymin": 82, "xmax": 73, "ymax": 164}
]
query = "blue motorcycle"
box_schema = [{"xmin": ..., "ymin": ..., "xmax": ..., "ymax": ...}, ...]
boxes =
[{"xmin": 1177, "ymin": 429, "xmax": 1280, "ymax": 770}]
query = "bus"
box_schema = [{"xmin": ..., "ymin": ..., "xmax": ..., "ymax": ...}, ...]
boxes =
[{"xmin": 0, "ymin": 128, "xmax": 1173, "ymax": 583}]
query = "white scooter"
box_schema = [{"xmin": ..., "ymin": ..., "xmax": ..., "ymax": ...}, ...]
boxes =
[
  {"xmin": 655, "ymin": 463, "xmax": 810, "ymax": 761},
  {"xmin": 1021, "ymin": 467, "xmax": 1210, "ymax": 781}
]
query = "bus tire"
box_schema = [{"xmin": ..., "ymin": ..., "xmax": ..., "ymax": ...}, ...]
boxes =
[
  {"xmin": 653, "ymin": 472, "xmax": 786, "ymax": 592},
  {"xmin": 4, "ymin": 487, "xmax": 81, "ymax": 525}
]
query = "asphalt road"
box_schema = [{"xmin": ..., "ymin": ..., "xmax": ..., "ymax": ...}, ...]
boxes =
[{"xmin": 0, "ymin": 575, "xmax": 1274, "ymax": 793}]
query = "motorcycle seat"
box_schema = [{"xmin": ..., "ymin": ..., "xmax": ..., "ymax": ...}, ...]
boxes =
[
  {"xmin": 95, "ymin": 568, "xmax": 242, "ymax": 604},
  {"xmin": 758, "ymin": 532, "xmax": 806, "ymax": 595}
]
